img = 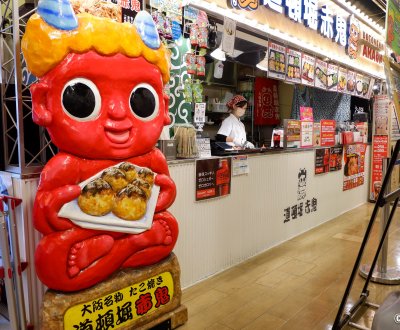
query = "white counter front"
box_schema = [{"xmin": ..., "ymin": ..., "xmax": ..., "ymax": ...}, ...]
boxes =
[
  {"xmin": 169, "ymin": 147, "xmax": 371, "ymax": 289},
  {"xmin": 4, "ymin": 147, "xmax": 370, "ymax": 328}
]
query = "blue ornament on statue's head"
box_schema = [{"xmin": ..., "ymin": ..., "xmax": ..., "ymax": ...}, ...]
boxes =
[
  {"xmin": 37, "ymin": 0, "xmax": 78, "ymax": 30},
  {"xmin": 134, "ymin": 11, "xmax": 161, "ymax": 50}
]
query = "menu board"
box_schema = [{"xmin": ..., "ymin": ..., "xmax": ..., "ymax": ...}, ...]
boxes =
[
  {"xmin": 355, "ymin": 122, "xmax": 368, "ymax": 143},
  {"xmin": 313, "ymin": 123, "xmax": 321, "ymax": 146},
  {"xmin": 315, "ymin": 148, "xmax": 330, "ymax": 175},
  {"xmin": 337, "ymin": 68, "xmax": 347, "ymax": 93},
  {"xmin": 330, "ymin": 146, "xmax": 343, "ymax": 172},
  {"xmin": 374, "ymin": 95, "xmax": 390, "ymax": 135},
  {"xmin": 286, "ymin": 48, "xmax": 302, "ymax": 84},
  {"xmin": 370, "ymin": 135, "xmax": 388, "ymax": 200},
  {"xmin": 315, "ymin": 59, "xmax": 328, "ymax": 89},
  {"xmin": 366, "ymin": 77, "xmax": 375, "ymax": 100},
  {"xmin": 301, "ymin": 53, "xmax": 315, "ymax": 86},
  {"xmin": 232, "ymin": 155, "xmax": 249, "ymax": 176},
  {"xmin": 358, "ymin": 76, "xmax": 371, "ymax": 99},
  {"xmin": 346, "ymin": 70, "xmax": 356, "ymax": 95},
  {"xmin": 355, "ymin": 73, "xmax": 365, "ymax": 98},
  {"xmin": 196, "ymin": 138, "xmax": 211, "ymax": 158},
  {"xmin": 320, "ymin": 119, "xmax": 336, "ymax": 146},
  {"xmin": 300, "ymin": 106, "xmax": 313, "ymax": 121},
  {"xmin": 327, "ymin": 64, "xmax": 338, "ymax": 92},
  {"xmin": 195, "ymin": 158, "xmax": 232, "ymax": 201},
  {"xmin": 343, "ymin": 144, "xmax": 367, "ymax": 191},
  {"xmin": 301, "ymin": 121, "xmax": 314, "ymax": 148},
  {"xmin": 284, "ymin": 119, "xmax": 301, "ymax": 148},
  {"xmin": 268, "ymin": 41, "xmax": 286, "ymax": 80}
]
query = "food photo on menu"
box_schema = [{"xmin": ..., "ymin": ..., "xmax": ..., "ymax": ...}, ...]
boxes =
[
  {"xmin": 327, "ymin": 64, "xmax": 338, "ymax": 91},
  {"xmin": 338, "ymin": 68, "xmax": 347, "ymax": 92},
  {"xmin": 315, "ymin": 60, "xmax": 328, "ymax": 89},
  {"xmin": 300, "ymin": 53, "xmax": 316, "ymax": 86},
  {"xmin": 327, "ymin": 73, "xmax": 338, "ymax": 89},
  {"xmin": 269, "ymin": 49, "xmax": 286, "ymax": 73},
  {"xmin": 286, "ymin": 49, "xmax": 302, "ymax": 82},
  {"xmin": 354, "ymin": 74, "xmax": 370, "ymax": 98},
  {"xmin": 347, "ymin": 71, "xmax": 356, "ymax": 94},
  {"xmin": 356, "ymin": 76, "xmax": 363, "ymax": 96}
]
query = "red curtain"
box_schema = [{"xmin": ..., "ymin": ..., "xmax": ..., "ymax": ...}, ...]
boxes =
[{"xmin": 254, "ymin": 77, "xmax": 280, "ymax": 126}]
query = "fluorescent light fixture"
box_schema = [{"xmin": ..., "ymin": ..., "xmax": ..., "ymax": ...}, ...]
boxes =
[
  {"xmin": 210, "ymin": 47, "xmax": 226, "ymax": 61},
  {"xmin": 256, "ymin": 52, "xmax": 269, "ymax": 71}
]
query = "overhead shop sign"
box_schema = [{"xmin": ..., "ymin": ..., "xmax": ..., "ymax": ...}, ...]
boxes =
[
  {"xmin": 361, "ymin": 31, "xmax": 384, "ymax": 64},
  {"xmin": 229, "ymin": 0, "xmax": 380, "ymax": 63}
]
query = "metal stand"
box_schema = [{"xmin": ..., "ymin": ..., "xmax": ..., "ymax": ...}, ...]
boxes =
[
  {"xmin": 333, "ymin": 140, "xmax": 400, "ymax": 330},
  {"xmin": 0, "ymin": 196, "xmax": 26, "ymax": 330},
  {"xmin": 359, "ymin": 158, "xmax": 400, "ymax": 284}
]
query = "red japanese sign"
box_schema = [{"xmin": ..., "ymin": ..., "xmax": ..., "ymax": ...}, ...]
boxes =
[
  {"xmin": 195, "ymin": 158, "xmax": 232, "ymax": 201},
  {"xmin": 343, "ymin": 143, "xmax": 367, "ymax": 191},
  {"xmin": 320, "ymin": 120, "xmax": 336, "ymax": 147},
  {"xmin": 330, "ymin": 146, "xmax": 343, "ymax": 172},
  {"xmin": 119, "ymin": 0, "xmax": 143, "ymax": 23},
  {"xmin": 300, "ymin": 106, "xmax": 313, "ymax": 121},
  {"xmin": 253, "ymin": 77, "xmax": 280, "ymax": 126},
  {"xmin": 315, "ymin": 148, "xmax": 330, "ymax": 175},
  {"xmin": 370, "ymin": 135, "xmax": 388, "ymax": 200}
]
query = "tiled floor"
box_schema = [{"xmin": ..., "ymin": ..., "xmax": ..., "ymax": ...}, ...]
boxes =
[
  {"xmin": 1, "ymin": 203, "xmax": 400, "ymax": 329},
  {"xmin": 180, "ymin": 203, "xmax": 400, "ymax": 329}
]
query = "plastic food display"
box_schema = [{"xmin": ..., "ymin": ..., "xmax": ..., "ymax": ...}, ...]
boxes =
[
  {"xmin": 58, "ymin": 162, "xmax": 160, "ymax": 233},
  {"xmin": 22, "ymin": 0, "xmax": 178, "ymax": 292}
]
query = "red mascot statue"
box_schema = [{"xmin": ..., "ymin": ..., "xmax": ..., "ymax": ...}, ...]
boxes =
[{"xmin": 22, "ymin": 0, "xmax": 178, "ymax": 292}]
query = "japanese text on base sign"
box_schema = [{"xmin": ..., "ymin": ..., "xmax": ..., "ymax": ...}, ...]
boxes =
[{"xmin": 64, "ymin": 272, "xmax": 174, "ymax": 330}]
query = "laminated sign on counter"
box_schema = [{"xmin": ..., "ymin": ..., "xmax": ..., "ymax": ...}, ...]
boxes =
[{"xmin": 195, "ymin": 158, "xmax": 231, "ymax": 201}]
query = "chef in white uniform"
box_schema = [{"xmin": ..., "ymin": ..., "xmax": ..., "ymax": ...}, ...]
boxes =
[{"xmin": 216, "ymin": 95, "xmax": 254, "ymax": 148}]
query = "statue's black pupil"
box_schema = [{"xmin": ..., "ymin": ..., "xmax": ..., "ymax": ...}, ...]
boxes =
[
  {"xmin": 130, "ymin": 88, "xmax": 156, "ymax": 118},
  {"xmin": 62, "ymin": 82, "xmax": 96, "ymax": 118}
]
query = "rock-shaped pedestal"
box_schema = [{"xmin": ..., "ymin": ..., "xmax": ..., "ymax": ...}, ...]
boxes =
[{"xmin": 41, "ymin": 253, "xmax": 187, "ymax": 329}]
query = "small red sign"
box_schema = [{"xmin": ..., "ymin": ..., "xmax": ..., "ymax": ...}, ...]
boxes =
[
  {"xmin": 320, "ymin": 120, "xmax": 336, "ymax": 147},
  {"xmin": 370, "ymin": 135, "xmax": 388, "ymax": 200}
]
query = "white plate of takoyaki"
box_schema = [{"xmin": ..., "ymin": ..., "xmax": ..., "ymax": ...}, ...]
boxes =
[{"xmin": 58, "ymin": 162, "xmax": 160, "ymax": 234}]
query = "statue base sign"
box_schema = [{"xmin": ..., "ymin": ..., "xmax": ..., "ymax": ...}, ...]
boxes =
[{"xmin": 40, "ymin": 253, "xmax": 187, "ymax": 329}]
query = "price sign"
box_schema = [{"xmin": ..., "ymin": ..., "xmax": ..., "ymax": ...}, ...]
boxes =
[
  {"xmin": 194, "ymin": 103, "xmax": 206, "ymax": 123},
  {"xmin": 196, "ymin": 138, "xmax": 211, "ymax": 158}
]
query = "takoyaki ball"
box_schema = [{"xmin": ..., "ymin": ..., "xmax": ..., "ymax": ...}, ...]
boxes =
[
  {"xmin": 131, "ymin": 178, "xmax": 152, "ymax": 199},
  {"xmin": 118, "ymin": 162, "xmax": 138, "ymax": 182},
  {"xmin": 78, "ymin": 179, "xmax": 115, "ymax": 216},
  {"xmin": 101, "ymin": 168, "xmax": 128, "ymax": 192},
  {"xmin": 112, "ymin": 185, "xmax": 147, "ymax": 220},
  {"xmin": 137, "ymin": 168, "xmax": 154, "ymax": 186}
]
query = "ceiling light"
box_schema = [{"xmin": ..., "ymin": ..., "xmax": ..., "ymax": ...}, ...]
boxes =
[
  {"xmin": 256, "ymin": 52, "xmax": 269, "ymax": 71},
  {"xmin": 210, "ymin": 47, "xmax": 226, "ymax": 61}
]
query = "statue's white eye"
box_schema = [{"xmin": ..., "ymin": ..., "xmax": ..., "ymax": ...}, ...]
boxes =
[
  {"xmin": 129, "ymin": 83, "xmax": 159, "ymax": 121},
  {"xmin": 61, "ymin": 78, "xmax": 101, "ymax": 121}
]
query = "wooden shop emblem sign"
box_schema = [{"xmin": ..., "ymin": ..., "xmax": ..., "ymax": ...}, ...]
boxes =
[{"xmin": 64, "ymin": 272, "xmax": 174, "ymax": 329}]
